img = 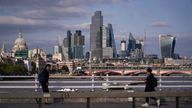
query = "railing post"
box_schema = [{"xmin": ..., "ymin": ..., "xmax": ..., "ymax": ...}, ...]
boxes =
[
  {"xmin": 132, "ymin": 97, "xmax": 135, "ymax": 108},
  {"xmin": 87, "ymin": 97, "xmax": 90, "ymax": 108},
  {"xmin": 91, "ymin": 74, "xmax": 94, "ymax": 91},
  {"xmin": 159, "ymin": 70, "xmax": 162, "ymax": 91},
  {"xmin": 176, "ymin": 97, "xmax": 179, "ymax": 108},
  {"xmin": 38, "ymin": 98, "xmax": 42, "ymax": 108},
  {"xmin": 35, "ymin": 73, "xmax": 38, "ymax": 92},
  {"xmin": 106, "ymin": 74, "xmax": 109, "ymax": 91}
]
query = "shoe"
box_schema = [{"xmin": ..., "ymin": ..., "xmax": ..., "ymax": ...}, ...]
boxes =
[
  {"xmin": 156, "ymin": 99, "xmax": 160, "ymax": 107},
  {"xmin": 141, "ymin": 103, "xmax": 149, "ymax": 107},
  {"xmin": 44, "ymin": 102, "xmax": 52, "ymax": 105}
]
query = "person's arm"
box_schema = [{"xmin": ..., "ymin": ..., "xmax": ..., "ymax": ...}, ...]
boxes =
[
  {"xmin": 45, "ymin": 71, "xmax": 49, "ymax": 84},
  {"xmin": 145, "ymin": 76, "xmax": 150, "ymax": 84}
]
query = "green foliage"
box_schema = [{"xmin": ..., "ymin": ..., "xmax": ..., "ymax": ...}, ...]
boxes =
[{"xmin": 0, "ymin": 63, "xmax": 28, "ymax": 75}]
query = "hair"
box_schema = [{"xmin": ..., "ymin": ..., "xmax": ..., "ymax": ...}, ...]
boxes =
[
  {"xmin": 146, "ymin": 67, "xmax": 152, "ymax": 73},
  {"xmin": 44, "ymin": 64, "xmax": 51, "ymax": 70}
]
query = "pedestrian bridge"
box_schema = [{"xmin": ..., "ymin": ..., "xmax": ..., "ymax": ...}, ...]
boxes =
[{"xmin": 0, "ymin": 75, "xmax": 192, "ymax": 108}]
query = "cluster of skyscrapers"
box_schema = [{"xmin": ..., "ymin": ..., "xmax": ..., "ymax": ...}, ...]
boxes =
[
  {"xmin": 53, "ymin": 30, "xmax": 85, "ymax": 61},
  {"xmin": 59, "ymin": 11, "xmax": 177, "ymax": 62},
  {"xmin": 0, "ymin": 11, "xmax": 180, "ymax": 64},
  {"xmin": 120, "ymin": 32, "xmax": 144, "ymax": 61}
]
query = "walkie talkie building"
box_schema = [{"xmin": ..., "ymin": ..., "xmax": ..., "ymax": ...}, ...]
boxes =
[{"xmin": 159, "ymin": 35, "xmax": 176, "ymax": 59}]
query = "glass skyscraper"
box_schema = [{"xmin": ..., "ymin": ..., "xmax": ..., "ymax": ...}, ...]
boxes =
[
  {"xmin": 108, "ymin": 24, "xmax": 117, "ymax": 58},
  {"xmin": 64, "ymin": 30, "xmax": 85, "ymax": 60},
  {"xmin": 90, "ymin": 11, "xmax": 103, "ymax": 60},
  {"xmin": 127, "ymin": 32, "xmax": 136, "ymax": 56},
  {"xmin": 127, "ymin": 32, "xmax": 144, "ymax": 60},
  {"xmin": 71, "ymin": 30, "xmax": 85, "ymax": 59},
  {"xmin": 159, "ymin": 35, "xmax": 176, "ymax": 59},
  {"xmin": 102, "ymin": 25, "xmax": 113, "ymax": 59},
  {"xmin": 67, "ymin": 30, "xmax": 72, "ymax": 59}
]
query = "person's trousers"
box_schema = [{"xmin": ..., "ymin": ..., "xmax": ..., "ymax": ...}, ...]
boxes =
[
  {"xmin": 145, "ymin": 90, "xmax": 157, "ymax": 103},
  {"xmin": 40, "ymin": 81, "xmax": 49, "ymax": 92},
  {"xmin": 146, "ymin": 97, "xmax": 157, "ymax": 103}
]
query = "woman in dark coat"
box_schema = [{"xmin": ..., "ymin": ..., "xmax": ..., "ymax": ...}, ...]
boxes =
[{"xmin": 142, "ymin": 67, "xmax": 160, "ymax": 107}]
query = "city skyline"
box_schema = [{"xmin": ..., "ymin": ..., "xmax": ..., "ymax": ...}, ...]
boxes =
[{"xmin": 0, "ymin": 0, "xmax": 192, "ymax": 57}]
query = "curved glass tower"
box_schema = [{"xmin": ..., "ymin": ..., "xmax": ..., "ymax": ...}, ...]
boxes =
[{"xmin": 159, "ymin": 35, "xmax": 176, "ymax": 59}]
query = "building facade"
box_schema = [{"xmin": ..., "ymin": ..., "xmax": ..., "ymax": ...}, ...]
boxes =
[
  {"xmin": 108, "ymin": 24, "xmax": 117, "ymax": 58},
  {"xmin": 53, "ymin": 45, "xmax": 63, "ymax": 61},
  {"xmin": 12, "ymin": 32, "xmax": 28, "ymax": 59},
  {"xmin": 127, "ymin": 32, "xmax": 144, "ymax": 60},
  {"xmin": 72, "ymin": 30, "xmax": 85, "ymax": 59},
  {"xmin": 127, "ymin": 32, "xmax": 136, "ymax": 56},
  {"xmin": 159, "ymin": 35, "xmax": 176, "ymax": 59},
  {"xmin": 64, "ymin": 30, "xmax": 85, "ymax": 60},
  {"xmin": 90, "ymin": 11, "xmax": 103, "ymax": 61},
  {"xmin": 120, "ymin": 39, "xmax": 126, "ymax": 58}
]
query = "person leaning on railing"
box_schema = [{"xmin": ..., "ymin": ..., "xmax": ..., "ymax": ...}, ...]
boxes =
[{"xmin": 38, "ymin": 64, "xmax": 51, "ymax": 104}]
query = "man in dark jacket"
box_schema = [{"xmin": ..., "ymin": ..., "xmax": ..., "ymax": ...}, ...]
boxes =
[
  {"xmin": 38, "ymin": 64, "xmax": 51, "ymax": 93},
  {"xmin": 142, "ymin": 67, "xmax": 160, "ymax": 107},
  {"xmin": 38, "ymin": 64, "xmax": 51, "ymax": 104}
]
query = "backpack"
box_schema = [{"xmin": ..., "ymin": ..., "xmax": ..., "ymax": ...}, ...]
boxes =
[
  {"xmin": 38, "ymin": 71, "xmax": 45, "ymax": 82},
  {"xmin": 152, "ymin": 77, "xmax": 158, "ymax": 87}
]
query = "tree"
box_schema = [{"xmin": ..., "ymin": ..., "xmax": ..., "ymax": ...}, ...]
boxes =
[{"xmin": 0, "ymin": 63, "xmax": 28, "ymax": 75}]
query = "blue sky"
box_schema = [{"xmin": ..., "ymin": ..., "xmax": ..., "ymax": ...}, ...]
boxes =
[{"xmin": 0, "ymin": 0, "xmax": 192, "ymax": 57}]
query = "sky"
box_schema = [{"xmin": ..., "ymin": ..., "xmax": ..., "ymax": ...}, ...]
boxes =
[{"xmin": 0, "ymin": 0, "xmax": 192, "ymax": 57}]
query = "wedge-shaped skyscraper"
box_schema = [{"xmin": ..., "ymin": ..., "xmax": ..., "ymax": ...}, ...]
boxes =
[{"xmin": 159, "ymin": 35, "xmax": 176, "ymax": 59}]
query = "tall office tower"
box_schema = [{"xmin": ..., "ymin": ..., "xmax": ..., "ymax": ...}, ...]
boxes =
[
  {"xmin": 90, "ymin": 11, "xmax": 103, "ymax": 61},
  {"xmin": 71, "ymin": 30, "xmax": 85, "ymax": 59},
  {"xmin": 127, "ymin": 32, "xmax": 136, "ymax": 56},
  {"xmin": 63, "ymin": 30, "xmax": 73, "ymax": 60},
  {"xmin": 159, "ymin": 35, "xmax": 176, "ymax": 59},
  {"xmin": 102, "ymin": 25, "xmax": 109, "ymax": 48},
  {"xmin": 102, "ymin": 25, "xmax": 113, "ymax": 59},
  {"xmin": 108, "ymin": 24, "xmax": 117, "ymax": 58},
  {"xmin": 120, "ymin": 39, "xmax": 127, "ymax": 58},
  {"xmin": 67, "ymin": 30, "xmax": 72, "ymax": 59}
]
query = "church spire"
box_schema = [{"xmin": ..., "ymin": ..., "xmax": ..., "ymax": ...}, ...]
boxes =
[{"xmin": 1, "ymin": 43, "xmax": 6, "ymax": 53}]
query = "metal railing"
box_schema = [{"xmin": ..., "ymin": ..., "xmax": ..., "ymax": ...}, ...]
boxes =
[
  {"xmin": 0, "ymin": 74, "xmax": 192, "ymax": 91},
  {"xmin": 0, "ymin": 91, "xmax": 192, "ymax": 108}
]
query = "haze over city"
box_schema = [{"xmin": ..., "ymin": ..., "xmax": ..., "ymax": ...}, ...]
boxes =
[{"xmin": 0, "ymin": 0, "xmax": 192, "ymax": 57}]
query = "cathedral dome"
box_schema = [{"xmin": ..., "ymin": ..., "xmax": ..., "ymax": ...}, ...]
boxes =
[{"xmin": 12, "ymin": 32, "xmax": 28, "ymax": 53}]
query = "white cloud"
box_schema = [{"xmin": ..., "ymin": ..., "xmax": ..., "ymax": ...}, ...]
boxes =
[
  {"xmin": 0, "ymin": 16, "xmax": 45, "ymax": 25},
  {"xmin": 65, "ymin": 22, "xmax": 90, "ymax": 30},
  {"xmin": 151, "ymin": 21, "xmax": 172, "ymax": 27}
]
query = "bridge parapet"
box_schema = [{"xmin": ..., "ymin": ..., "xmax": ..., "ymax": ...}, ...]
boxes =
[{"xmin": 0, "ymin": 91, "xmax": 192, "ymax": 108}]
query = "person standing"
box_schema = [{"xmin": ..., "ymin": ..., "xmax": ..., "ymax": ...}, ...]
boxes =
[
  {"xmin": 142, "ymin": 67, "xmax": 160, "ymax": 107},
  {"xmin": 38, "ymin": 64, "xmax": 51, "ymax": 103}
]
